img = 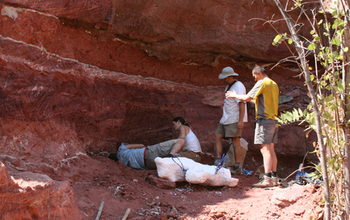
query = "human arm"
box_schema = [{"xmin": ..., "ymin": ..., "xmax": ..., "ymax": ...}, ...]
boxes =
[
  {"xmin": 178, "ymin": 125, "xmax": 188, "ymax": 139},
  {"xmin": 169, "ymin": 139, "xmax": 186, "ymax": 155},
  {"xmin": 226, "ymin": 90, "xmax": 255, "ymax": 104},
  {"xmin": 125, "ymin": 144, "xmax": 146, "ymax": 149}
]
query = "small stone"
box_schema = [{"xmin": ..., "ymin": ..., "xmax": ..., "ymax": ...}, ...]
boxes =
[{"xmin": 146, "ymin": 175, "xmax": 176, "ymax": 189}]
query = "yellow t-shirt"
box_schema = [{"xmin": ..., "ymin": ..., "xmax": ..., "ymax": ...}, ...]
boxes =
[{"xmin": 247, "ymin": 78, "xmax": 279, "ymax": 120}]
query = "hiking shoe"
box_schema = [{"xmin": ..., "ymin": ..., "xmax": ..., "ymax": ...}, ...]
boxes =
[
  {"xmin": 252, "ymin": 176, "xmax": 274, "ymax": 188},
  {"xmin": 230, "ymin": 164, "xmax": 242, "ymax": 175},
  {"xmin": 231, "ymin": 167, "xmax": 242, "ymax": 175},
  {"xmin": 272, "ymin": 177, "xmax": 278, "ymax": 186}
]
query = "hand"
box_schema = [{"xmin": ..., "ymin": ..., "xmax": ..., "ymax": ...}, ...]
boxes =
[
  {"xmin": 238, "ymin": 121, "xmax": 244, "ymax": 129},
  {"xmin": 225, "ymin": 90, "xmax": 237, "ymax": 98}
]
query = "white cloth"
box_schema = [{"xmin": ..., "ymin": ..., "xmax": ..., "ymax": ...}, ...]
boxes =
[
  {"xmin": 155, "ymin": 157, "xmax": 239, "ymax": 187},
  {"xmin": 229, "ymin": 137, "xmax": 249, "ymax": 151},
  {"xmin": 183, "ymin": 129, "xmax": 202, "ymax": 153},
  {"xmin": 220, "ymin": 81, "xmax": 248, "ymax": 125},
  {"xmin": 240, "ymin": 137, "xmax": 249, "ymax": 151}
]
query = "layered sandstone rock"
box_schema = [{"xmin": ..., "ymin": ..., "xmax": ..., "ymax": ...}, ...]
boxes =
[
  {"xmin": 0, "ymin": 1, "xmax": 318, "ymax": 218},
  {"xmin": 0, "ymin": 0, "xmax": 314, "ymax": 86},
  {"xmin": 0, "ymin": 0, "xmax": 292, "ymax": 65},
  {"xmin": 0, "ymin": 161, "xmax": 81, "ymax": 219},
  {"xmin": 0, "ymin": 37, "xmax": 224, "ymax": 153},
  {"xmin": 0, "ymin": 36, "xmax": 314, "ymax": 159}
]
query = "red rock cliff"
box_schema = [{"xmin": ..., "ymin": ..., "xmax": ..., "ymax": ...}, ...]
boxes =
[{"xmin": 0, "ymin": 0, "xmax": 317, "ymax": 218}]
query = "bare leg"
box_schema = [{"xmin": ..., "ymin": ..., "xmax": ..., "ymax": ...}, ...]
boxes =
[
  {"xmin": 170, "ymin": 139, "xmax": 185, "ymax": 155},
  {"xmin": 232, "ymin": 137, "xmax": 241, "ymax": 164},
  {"xmin": 214, "ymin": 133, "xmax": 224, "ymax": 158},
  {"xmin": 270, "ymin": 143, "xmax": 278, "ymax": 172},
  {"xmin": 260, "ymin": 143, "xmax": 277, "ymax": 173}
]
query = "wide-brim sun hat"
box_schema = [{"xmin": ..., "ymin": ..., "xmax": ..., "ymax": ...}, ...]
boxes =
[{"xmin": 218, "ymin": 67, "xmax": 239, "ymax": 79}]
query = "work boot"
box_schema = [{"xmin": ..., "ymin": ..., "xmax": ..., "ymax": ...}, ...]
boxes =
[
  {"xmin": 230, "ymin": 163, "xmax": 241, "ymax": 175},
  {"xmin": 252, "ymin": 176, "xmax": 274, "ymax": 188}
]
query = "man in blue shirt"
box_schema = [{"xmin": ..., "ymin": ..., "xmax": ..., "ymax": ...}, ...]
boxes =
[{"xmin": 115, "ymin": 139, "xmax": 187, "ymax": 169}]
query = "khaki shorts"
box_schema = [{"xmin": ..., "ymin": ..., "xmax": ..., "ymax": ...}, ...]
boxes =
[
  {"xmin": 215, "ymin": 122, "xmax": 242, "ymax": 138},
  {"xmin": 145, "ymin": 139, "xmax": 175, "ymax": 169},
  {"xmin": 254, "ymin": 119, "xmax": 278, "ymax": 145}
]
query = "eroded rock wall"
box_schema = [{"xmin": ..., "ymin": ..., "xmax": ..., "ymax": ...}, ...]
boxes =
[
  {"xmin": 0, "ymin": 38, "xmax": 223, "ymax": 154},
  {"xmin": 0, "ymin": 0, "xmax": 314, "ymax": 86},
  {"xmin": 0, "ymin": 161, "xmax": 81, "ymax": 219},
  {"xmin": 0, "ymin": 36, "xmax": 314, "ymax": 160},
  {"xmin": 0, "ymin": 1, "xmax": 318, "ymax": 218},
  {"xmin": 0, "ymin": 0, "xmax": 317, "ymax": 163},
  {"xmin": 0, "ymin": 0, "xmax": 317, "ymax": 164}
]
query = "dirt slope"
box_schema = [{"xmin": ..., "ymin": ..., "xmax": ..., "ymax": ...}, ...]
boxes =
[{"xmin": 67, "ymin": 153, "xmax": 322, "ymax": 220}]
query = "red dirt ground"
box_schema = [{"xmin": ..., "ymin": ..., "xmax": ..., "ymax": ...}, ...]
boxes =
[{"xmin": 65, "ymin": 152, "xmax": 322, "ymax": 220}]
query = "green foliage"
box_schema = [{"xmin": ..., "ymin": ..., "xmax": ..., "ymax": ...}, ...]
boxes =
[
  {"xmin": 278, "ymin": 108, "xmax": 306, "ymax": 124},
  {"xmin": 308, "ymin": 43, "xmax": 317, "ymax": 50},
  {"xmin": 272, "ymin": 0, "xmax": 349, "ymax": 218},
  {"xmin": 332, "ymin": 38, "xmax": 341, "ymax": 46},
  {"xmin": 272, "ymin": 33, "xmax": 288, "ymax": 46}
]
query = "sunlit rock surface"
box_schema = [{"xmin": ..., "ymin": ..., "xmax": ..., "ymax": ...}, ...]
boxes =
[{"xmin": 0, "ymin": 162, "xmax": 81, "ymax": 219}]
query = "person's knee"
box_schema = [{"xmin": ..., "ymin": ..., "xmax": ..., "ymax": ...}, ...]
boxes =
[
  {"xmin": 214, "ymin": 133, "xmax": 223, "ymax": 141},
  {"xmin": 260, "ymin": 145, "xmax": 269, "ymax": 154},
  {"xmin": 260, "ymin": 144, "xmax": 276, "ymax": 157},
  {"xmin": 232, "ymin": 137, "xmax": 240, "ymax": 146}
]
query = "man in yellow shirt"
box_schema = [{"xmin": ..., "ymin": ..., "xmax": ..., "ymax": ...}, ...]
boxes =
[{"xmin": 226, "ymin": 65, "xmax": 279, "ymax": 187}]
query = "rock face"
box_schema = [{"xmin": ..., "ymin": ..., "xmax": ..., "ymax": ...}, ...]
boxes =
[
  {"xmin": 0, "ymin": 0, "xmax": 318, "ymax": 218},
  {"xmin": 0, "ymin": 1, "xmax": 313, "ymax": 86},
  {"xmin": 0, "ymin": 0, "xmax": 291, "ymax": 65},
  {"xmin": 0, "ymin": 161, "xmax": 81, "ymax": 219},
  {"xmin": 0, "ymin": 37, "xmax": 313, "ymax": 156}
]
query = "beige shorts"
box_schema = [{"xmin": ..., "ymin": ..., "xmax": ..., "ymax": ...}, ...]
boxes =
[
  {"xmin": 145, "ymin": 139, "xmax": 176, "ymax": 169},
  {"xmin": 215, "ymin": 122, "xmax": 242, "ymax": 138}
]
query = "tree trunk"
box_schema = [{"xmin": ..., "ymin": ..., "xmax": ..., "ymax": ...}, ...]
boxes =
[
  {"xmin": 272, "ymin": 0, "xmax": 331, "ymax": 219},
  {"xmin": 343, "ymin": 4, "xmax": 350, "ymax": 216},
  {"xmin": 344, "ymin": 126, "xmax": 350, "ymax": 219}
]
